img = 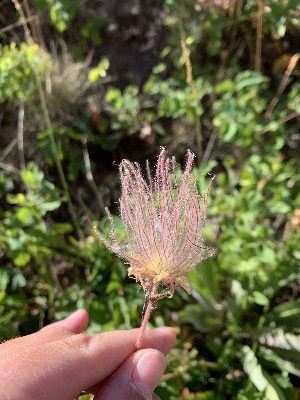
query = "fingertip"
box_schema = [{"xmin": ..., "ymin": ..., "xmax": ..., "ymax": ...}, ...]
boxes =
[
  {"xmin": 132, "ymin": 327, "xmax": 176, "ymax": 357},
  {"xmin": 154, "ymin": 327, "xmax": 176, "ymax": 342},
  {"xmin": 94, "ymin": 348, "xmax": 167, "ymax": 400},
  {"xmin": 50, "ymin": 309, "xmax": 89, "ymax": 333},
  {"xmin": 131, "ymin": 350, "xmax": 166, "ymax": 399},
  {"xmin": 65, "ymin": 309, "xmax": 89, "ymax": 333}
]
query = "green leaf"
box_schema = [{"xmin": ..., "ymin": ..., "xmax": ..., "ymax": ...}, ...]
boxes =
[
  {"xmin": 242, "ymin": 346, "xmax": 281, "ymax": 400},
  {"xmin": 179, "ymin": 304, "xmax": 222, "ymax": 333},
  {"xmin": 259, "ymin": 330, "xmax": 300, "ymax": 369},
  {"xmin": 40, "ymin": 200, "xmax": 61, "ymax": 212},
  {"xmin": 21, "ymin": 162, "xmax": 44, "ymax": 186},
  {"xmin": 260, "ymin": 247, "xmax": 276, "ymax": 265},
  {"xmin": 268, "ymin": 201, "xmax": 291, "ymax": 214},
  {"xmin": 12, "ymin": 273, "xmax": 27, "ymax": 289},
  {"xmin": 16, "ymin": 208, "xmax": 35, "ymax": 225},
  {"xmin": 259, "ymin": 347, "xmax": 300, "ymax": 378},
  {"xmin": 7, "ymin": 236, "xmax": 23, "ymax": 251},
  {"xmin": 252, "ymin": 291, "xmax": 270, "ymax": 306},
  {"xmin": 50, "ymin": 2, "xmax": 69, "ymax": 32},
  {"xmin": 273, "ymin": 298, "xmax": 300, "ymax": 315},
  {"xmin": 20, "ymin": 170, "xmax": 36, "ymax": 188},
  {"xmin": 215, "ymin": 79, "xmax": 234, "ymax": 94},
  {"xmin": 105, "ymin": 87, "xmax": 122, "ymax": 103},
  {"xmin": 223, "ymin": 122, "xmax": 238, "ymax": 141},
  {"xmin": 88, "ymin": 68, "xmax": 101, "ymax": 82},
  {"xmin": 152, "ymin": 63, "xmax": 167, "ymax": 74},
  {"xmin": 0, "ymin": 270, "xmax": 9, "ymax": 291},
  {"xmin": 88, "ymin": 57, "xmax": 110, "ymax": 82},
  {"xmin": 235, "ymin": 71, "xmax": 267, "ymax": 91},
  {"xmin": 13, "ymin": 252, "xmax": 31, "ymax": 267},
  {"xmin": 7, "ymin": 193, "xmax": 26, "ymax": 205},
  {"xmin": 260, "ymin": 331, "xmax": 300, "ymax": 352}
]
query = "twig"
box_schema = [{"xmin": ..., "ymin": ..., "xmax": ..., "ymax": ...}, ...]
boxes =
[
  {"xmin": 0, "ymin": 161, "xmax": 20, "ymax": 175},
  {"xmin": 17, "ymin": 100, "xmax": 26, "ymax": 171},
  {"xmin": 179, "ymin": 25, "xmax": 203, "ymax": 162},
  {"xmin": 23, "ymin": 0, "xmax": 40, "ymax": 45},
  {"xmin": 82, "ymin": 135, "xmax": 106, "ymax": 214},
  {"xmin": 201, "ymin": 130, "xmax": 218, "ymax": 167},
  {"xmin": 0, "ymin": 138, "xmax": 18, "ymax": 162},
  {"xmin": 0, "ymin": 15, "xmax": 37, "ymax": 35},
  {"xmin": 216, "ymin": 0, "xmax": 242, "ymax": 82},
  {"xmin": 11, "ymin": 0, "xmax": 32, "ymax": 43},
  {"xmin": 276, "ymin": 111, "xmax": 300, "ymax": 125},
  {"xmin": 255, "ymin": 0, "xmax": 263, "ymax": 73},
  {"xmin": 265, "ymin": 54, "xmax": 300, "ymax": 119},
  {"xmin": 162, "ymin": 359, "xmax": 219, "ymax": 381},
  {"xmin": 228, "ymin": 0, "xmax": 243, "ymax": 20},
  {"xmin": 12, "ymin": 0, "xmax": 83, "ymax": 240}
]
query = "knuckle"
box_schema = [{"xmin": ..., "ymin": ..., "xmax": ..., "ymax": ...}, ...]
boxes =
[
  {"xmin": 41, "ymin": 325, "xmax": 73, "ymax": 337},
  {"xmin": 70, "ymin": 333, "xmax": 94, "ymax": 356}
]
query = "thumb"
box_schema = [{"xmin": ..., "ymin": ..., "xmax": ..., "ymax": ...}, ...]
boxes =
[{"xmin": 94, "ymin": 349, "xmax": 166, "ymax": 400}]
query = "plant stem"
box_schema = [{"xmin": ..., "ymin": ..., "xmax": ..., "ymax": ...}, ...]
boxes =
[
  {"xmin": 12, "ymin": 0, "xmax": 83, "ymax": 240},
  {"xmin": 179, "ymin": 23, "xmax": 203, "ymax": 163},
  {"xmin": 162, "ymin": 359, "xmax": 219, "ymax": 381},
  {"xmin": 35, "ymin": 73, "xmax": 83, "ymax": 239},
  {"xmin": 17, "ymin": 100, "xmax": 25, "ymax": 171},
  {"xmin": 136, "ymin": 300, "xmax": 153, "ymax": 350},
  {"xmin": 82, "ymin": 135, "xmax": 106, "ymax": 214},
  {"xmin": 136, "ymin": 284, "xmax": 157, "ymax": 349}
]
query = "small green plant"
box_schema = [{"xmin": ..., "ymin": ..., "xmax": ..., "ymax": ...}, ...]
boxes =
[
  {"xmin": 34, "ymin": 0, "xmax": 79, "ymax": 32},
  {"xmin": 0, "ymin": 162, "xmax": 66, "ymax": 267},
  {"xmin": 0, "ymin": 42, "xmax": 48, "ymax": 101},
  {"xmin": 1, "ymin": 1, "xmax": 300, "ymax": 399}
]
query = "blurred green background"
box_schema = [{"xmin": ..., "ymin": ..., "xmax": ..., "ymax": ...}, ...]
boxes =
[{"xmin": 1, "ymin": 1, "xmax": 300, "ymax": 399}]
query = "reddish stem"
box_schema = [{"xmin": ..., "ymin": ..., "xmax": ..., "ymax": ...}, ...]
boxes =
[{"xmin": 135, "ymin": 284, "xmax": 157, "ymax": 349}]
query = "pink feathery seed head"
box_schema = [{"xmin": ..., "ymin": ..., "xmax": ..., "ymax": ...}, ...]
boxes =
[{"xmin": 94, "ymin": 147, "xmax": 216, "ymax": 301}]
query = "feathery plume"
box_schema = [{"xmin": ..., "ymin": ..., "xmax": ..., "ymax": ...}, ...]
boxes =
[{"xmin": 94, "ymin": 148, "xmax": 215, "ymax": 348}]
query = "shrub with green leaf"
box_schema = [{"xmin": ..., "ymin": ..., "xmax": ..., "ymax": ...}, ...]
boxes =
[{"xmin": 1, "ymin": 1, "xmax": 300, "ymax": 399}]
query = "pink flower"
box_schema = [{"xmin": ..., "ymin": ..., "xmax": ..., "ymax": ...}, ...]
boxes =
[{"xmin": 94, "ymin": 148, "xmax": 215, "ymax": 301}]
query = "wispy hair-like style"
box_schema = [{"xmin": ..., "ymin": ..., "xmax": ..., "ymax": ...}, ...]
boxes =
[{"xmin": 94, "ymin": 148, "xmax": 215, "ymax": 347}]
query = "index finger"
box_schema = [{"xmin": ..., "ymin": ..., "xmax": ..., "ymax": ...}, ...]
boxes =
[
  {"xmin": 0, "ymin": 309, "xmax": 89, "ymax": 357},
  {"xmin": 0, "ymin": 327, "xmax": 176, "ymax": 400}
]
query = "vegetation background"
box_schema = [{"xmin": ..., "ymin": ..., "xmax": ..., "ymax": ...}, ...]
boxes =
[{"xmin": 1, "ymin": 0, "xmax": 300, "ymax": 399}]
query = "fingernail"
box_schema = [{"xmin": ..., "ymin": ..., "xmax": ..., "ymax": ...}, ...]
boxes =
[
  {"xmin": 131, "ymin": 351, "xmax": 166, "ymax": 400},
  {"xmin": 154, "ymin": 327, "xmax": 176, "ymax": 335}
]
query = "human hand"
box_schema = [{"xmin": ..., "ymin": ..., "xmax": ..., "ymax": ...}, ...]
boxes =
[{"xmin": 0, "ymin": 309, "xmax": 176, "ymax": 400}]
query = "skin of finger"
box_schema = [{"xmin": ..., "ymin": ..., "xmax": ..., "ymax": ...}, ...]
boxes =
[
  {"xmin": 0, "ymin": 309, "xmax": 88, "ymax": 357},
  {"xmin": 0, "ymin": 326, "xmax": 75, "ymax": 359},
  {"xmin": 0, "ymin": 328, "xmax": 176, "ymax": 400},
  {"xmin": 46, "ymin": 309, "xmax": 89, "ymax": 334},
  {"xmin": 94, "ymin": 349, "xmax": 166, "ymax": 400}
]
